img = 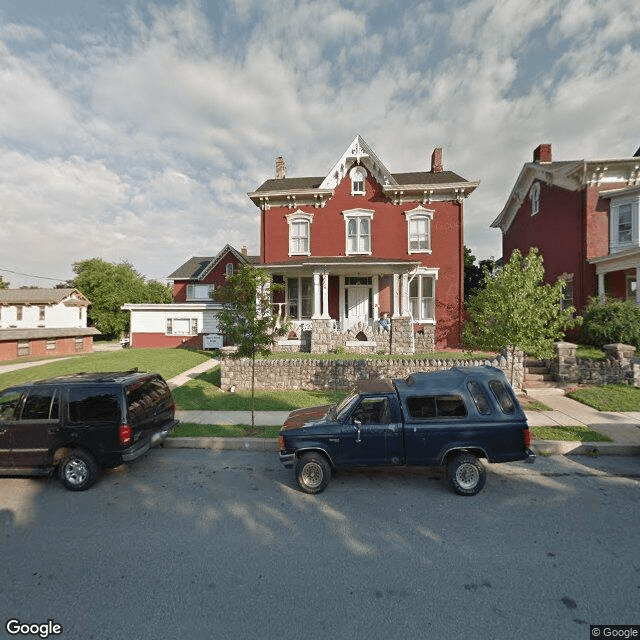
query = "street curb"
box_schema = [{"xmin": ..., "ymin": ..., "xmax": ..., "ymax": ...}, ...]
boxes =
[{"xmin": 164, "ymin": 437, "xmax": 640, "ymax": 456}]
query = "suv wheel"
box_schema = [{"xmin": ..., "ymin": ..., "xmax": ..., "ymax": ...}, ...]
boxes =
[
  {"xmin": 295, "ymin": 452, "xmax": 331, "ymax": 494},
  {"xmin": 58, "ymin": 449, "xmax": 99, "ymax": 491}
]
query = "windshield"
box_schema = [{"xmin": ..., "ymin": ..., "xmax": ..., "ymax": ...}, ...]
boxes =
[{"xmin": 335, "ymin": 390, "xmax": 360, "ymax": 422}]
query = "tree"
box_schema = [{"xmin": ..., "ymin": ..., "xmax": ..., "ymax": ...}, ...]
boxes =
[
  {"xmin": 463, "ymin": 248, "xmax": 581, "ymax": 384},
  {"xmin": 0, "ymin": 276, "xmax": 8, "ymax": 289},
  {"xmin": 72, "ymin": 259, "xmax": 172, "ymax": 338},
  {"xmin": 215, "ymin": 265, "xmax": 288, "ymax": 427},
  {"xmin": 464, "ymin": 246, "xmax": 496, "ymax": 301}
]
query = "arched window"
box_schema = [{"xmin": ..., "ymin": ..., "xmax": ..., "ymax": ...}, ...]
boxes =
[
  {"xmin": 286, "ymin": 210, "xmax": 313, "ymax": 256},
  {"xmin": 404, "ymin": 206, "xmax": 434, "ymax": 254},
  {"xmin": 349, "ymin": 166, "xmax": 367, "ymax": 195},
  {"xmin": 529, "ymin": 182, "xmax": 540, "ymax": 216}
]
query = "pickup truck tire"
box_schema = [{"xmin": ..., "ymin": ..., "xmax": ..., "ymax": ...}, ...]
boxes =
[
  {"xmin": 58, "ymin": 449, "xmax": 99, "ymax": 491},
  {"xmin": 446, "ymin": 453, "xmax": 486, "ymax": 496},
  {"xmin": 295, "ymin": 452, "xmax": 331, "ymax": 494}
]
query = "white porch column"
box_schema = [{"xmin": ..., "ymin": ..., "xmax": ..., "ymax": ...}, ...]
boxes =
[
  {"xmin": 598, "ymin": 272, "xmax": 605, "ymax": 304},
  {"xmin": 321, "ymin": 272, "xmax": 330, "ymax": 318},
  {"xmin": 312, "ymin": 271, "xmax": 321, "ymax": 318},
  {"xmin": 392, "ymin": 273, "xmax": 400, "ymax": 318},
  {"xmin": 401, "ymin": 273, "xmax": 410, "ymax": 316},
  {"xmin": 373, "ymin": 275, "xmax": 379, "ymax": 320}
]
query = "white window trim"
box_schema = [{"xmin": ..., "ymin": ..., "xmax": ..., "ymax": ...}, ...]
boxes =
[
  {"xmin": 349, "ymin": 166, "xmax": 367, "ymax": 196},
  {"xmin": 166, "ymin": 317, "xmax": 199, "ymax": 336},
  {"xmin": 404, "ymin": 206, "xmax": 434, "ymax": 254},
  {"xmin": 342, "ymin": 208, "xmax": 374, "ymax": 256},
  {"xmin": 286, "ymin": 210, "xmax": 313, "ymax": 256},
  {"xmin": 409, "ymin": 268, "xmax": 438, "ymax": 323},
  {"xmin": 530, "ymin": 182, "xmax": 540, "ymax": 216},
  {"xmin": 610, "ymin": 196, "xmax": 639, "ymax": 253}
]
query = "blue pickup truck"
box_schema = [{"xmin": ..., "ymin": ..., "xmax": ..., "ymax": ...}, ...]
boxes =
[{"xmin": 278, "ymin": 366, "xmax": 535, "ymax": 496}]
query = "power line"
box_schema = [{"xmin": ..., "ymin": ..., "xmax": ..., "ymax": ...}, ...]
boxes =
[{"xmin": 0, "ymin": 267, "xmax": 70, "ymax": 282}]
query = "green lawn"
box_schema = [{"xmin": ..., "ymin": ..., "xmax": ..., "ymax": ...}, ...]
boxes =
[
  {"xmin": 531, "ymin": 425, "xmax": 612, "ymax": 442},
  {"xmin": 0, "ymin": 348, "xmax": 212, "ymax": 390},
  {"xmin": 171, "ymin": 368, "xmax": 347, "ymax": 411},
  {"xmin": 567, "ymin": 385, "xmax": 640, "ymax": 412}
]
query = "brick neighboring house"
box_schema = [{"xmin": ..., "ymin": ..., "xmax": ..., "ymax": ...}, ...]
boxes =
[
  {"xmin": 248, "ymin": 135, "xmax": 479, "ymax": 352},
  {"xmin": 0, "ymin": 288, "xmax": 100, "ymax": 360},
  {"xmin": 122, "ymin": 244, "xmax": 259, "ymax": 349},
  {"xmin": 491, "ymin": 144, "xmax": 640, "ymax": 313}
]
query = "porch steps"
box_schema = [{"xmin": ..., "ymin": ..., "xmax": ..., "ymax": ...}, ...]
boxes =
[{"xmin": 523, "ymin": 357, "xmax": 562, "ymax": 392}]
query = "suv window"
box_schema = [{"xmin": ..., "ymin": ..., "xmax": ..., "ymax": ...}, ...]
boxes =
[
  {"xmin": 0, "ymin": 390, "xmax": 23, "ymax": 421},
  {"xmin": 406, "ymin": 395, "xmax": 467, "ymax": 419},
  {"xmin": 126, "ymin": 377, "xmax": 169, "ymax": 422},
  {"xmin": 488, "ymin": 379, "xmax": 515, "ymax": 414},
  {"xmin": 21, "ymin": 387, "xmax": 59, "ymax": 421},
  {"xmin": 353, "ymin": 397, "xmax": 391, "ymax": 424},
  {"xmin": 68, "ymin": 387, "xmax": 120, "ymax": 423}
]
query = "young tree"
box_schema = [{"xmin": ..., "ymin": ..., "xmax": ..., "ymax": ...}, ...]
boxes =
[
  {"xmin": 215, "ymin": 265, "xmax": 288, "ymax": 427},
  {"xmin": 463, "ymin": 248, "xmax": 581, "ymax": 384},
  {"xmin": 73, "ymin": 259, "xmax": 172, "ymax": 338}
]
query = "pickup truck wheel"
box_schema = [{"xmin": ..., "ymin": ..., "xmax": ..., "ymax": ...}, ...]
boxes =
[
  {"xmin": 295, "ymin": 452, "xmax": 331, "ymax": 494},
  {"xmin": 58, "ymin": 449, "xmax": 99, "ymax": 491},
  {"xmin": 446, "ymin": 453, "xmax": 486, "ymax": 496}
]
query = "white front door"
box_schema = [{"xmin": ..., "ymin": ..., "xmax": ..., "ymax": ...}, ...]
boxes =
[{"xmin": 345, "ymin": 286, "xmax": 369, "ymax": 331}]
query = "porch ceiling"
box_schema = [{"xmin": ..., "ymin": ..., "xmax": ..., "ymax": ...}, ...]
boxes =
[{"xmin": 262, "ymin": 257, "xmax": 421, "ymax": 276}]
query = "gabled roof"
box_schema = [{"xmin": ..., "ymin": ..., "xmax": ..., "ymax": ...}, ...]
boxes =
[
  {"xmin": 169, "ymin": 244, "xmax": 259, "ymax": 281},
  {"xmin": 491, "ymin": 148, "xmax": 640, "ymax": 233},
  {"xmin": 0, "ymin": 288, "xmax": 89, "ymax": 306},
  {"xmin": 249, "ymin": 135, "xmax": 478, "ymax": 207}
]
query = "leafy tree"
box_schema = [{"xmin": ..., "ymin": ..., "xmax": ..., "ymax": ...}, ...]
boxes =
[
  {"xmin": 464, "ymin": 246, "xmax": 496, "ymax": 301},
  {"xmin": 215, "ymin": 265, "xmax": 288, "ymax": 427},
  {"xmin": 0, "ymin": 276, "xmax": 8, "ymax": 289},
  {"xmin": 463, "ymin": 248, "xmax": 581, "ymax": 384},
  {"xmin": 73, "ymin": 259, "xmax": 172, "ymax": 338},
  {"xmin": 579, "ymin": 297, "xmax": 640, "ymax": 348}
]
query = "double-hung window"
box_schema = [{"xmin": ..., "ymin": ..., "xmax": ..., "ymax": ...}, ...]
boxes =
[
  {"xmin": 343, "ymin": 209, "xmax": 373, "ymax": 255},
  {"xmin": 286, "ymin": 277, "xmax": 313, "ymax": 319},
  {"xmin": 409, "ymin": 271, "xmax": 437, "ymax": 322},
  {"xmin": 286, "ymin": 211, "xmax": 313, "ymax": 256},
  {"xmin": 610, "ymin": 196, "xmax": 639, "ymax": 253},
  {"xmin": 404, "ymin": 206, "xmax": 433, "ymax": 254}
]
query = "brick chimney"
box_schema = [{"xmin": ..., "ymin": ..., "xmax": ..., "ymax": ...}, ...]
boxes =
[
  {"xmin": 533, "ymin": 144, "xmax": 552, "ymax": 163},
  {"xmin": 241, "ymin": 244, "xmax": 248, "ymax": 256},
  {"xmin": 275, "ymin": 156, "xmax": 286, "ymax": 179},
  {"xmin": 431, "ymin": 147, "xmax": 443, "ymax": 172}
]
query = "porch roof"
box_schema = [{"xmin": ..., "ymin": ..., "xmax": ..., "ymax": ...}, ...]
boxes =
[
  {"xmin": 262, "ymin": 256, "xmax": 422, "ymax": 275},
  {"xmin": 588, "ymin": 246, "xmax": 640, "ymax": 274}
]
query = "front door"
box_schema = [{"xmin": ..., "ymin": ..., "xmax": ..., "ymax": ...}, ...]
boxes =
[{"xmin": 345, "ymin": 285, "xmax": 369, "ymax": 331}]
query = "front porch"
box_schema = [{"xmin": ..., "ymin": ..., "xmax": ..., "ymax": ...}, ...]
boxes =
[
  {"xmin": 268, "ymin": 260, "xmax": 438, "ymax": 355},
  {"xmin": 589, "ymin": 247, "xmax": 640, "ymax": 304}
]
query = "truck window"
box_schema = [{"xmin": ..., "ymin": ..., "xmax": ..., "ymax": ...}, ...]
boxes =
[
  {"xmin": 406, "ymin": 395, "xmax": 467, "ymax": 419},
  {"xmin": 488, "ymin": 380, "xmax": 515, "ymax": 414},
  {"xmin": 68, "ymin": 388, "xmax": 120, "ymax": 424},
  {"xmin": 0, "ymin": 390, "xmax": 23, "ymax": 421},
  {"xmin": 353, "ymin": 397, "xmax": 390, "ymax": 424},
  {"xmin": 467, "ymin": 380, "xmax": 491, "ymax": 415}
]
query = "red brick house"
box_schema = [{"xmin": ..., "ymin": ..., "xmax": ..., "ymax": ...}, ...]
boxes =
[
  {"xmin": 123, "ymin": 244, "xmax": 259, "ymax": 349},
  {"xmin": 248, "ymin": 135, "xmax": 479, "ymax": 352},
  {"xmin": 0, "ymin": 288, "xmax": 99, "ymax": 361},
  {"xmin": 491, "ymin": 144, "xmax": 640, "ymax": 312}
]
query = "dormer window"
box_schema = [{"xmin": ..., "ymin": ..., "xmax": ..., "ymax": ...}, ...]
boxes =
[
  {"xmin": 349, "ymin": 166, "xmax": 367, "ymax": 195},
  {"xmin": 404, "ymin": 206, "xmax": 434, "ymax": 254},
  {"xmin": 529, "ymin": 182, "xmax": 540, "ymax": 216},
  {"xmin": 286, "ymin": 210, "xmax": 313, "ymax": 256}
]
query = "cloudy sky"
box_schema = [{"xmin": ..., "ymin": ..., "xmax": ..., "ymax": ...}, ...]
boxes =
[{"xmin": 1, "ymin": 0, "xmax": 639, "ymax": 288}]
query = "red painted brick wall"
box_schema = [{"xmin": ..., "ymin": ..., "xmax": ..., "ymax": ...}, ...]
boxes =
[
  {"xmin": 173, "ymin": 251, "xmax": 247, "ymax": 302},
  {"xmin": 130, "ymin": 333, "xmax": 203, "ymax": 349},
  {"xmin": 261, "ymin": 173, "xmax": 464, "ymax": 347},
  {"xmin": 0, "ymin": 336, "xmax": 94, "ymax": 361}
]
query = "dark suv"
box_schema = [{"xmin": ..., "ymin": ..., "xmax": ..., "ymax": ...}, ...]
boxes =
[{"xmin": 0, "ymin": 370, "xmax": 178, "ymax": 491}]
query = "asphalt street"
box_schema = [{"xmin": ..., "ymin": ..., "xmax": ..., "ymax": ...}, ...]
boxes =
[{"xmin": 1, "ymin": 449, "xmax": 638, "ymax": 640}]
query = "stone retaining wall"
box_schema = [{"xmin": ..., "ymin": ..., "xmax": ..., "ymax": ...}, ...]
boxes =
[
  {"xmin": 220, "ymin": 348, "xmax": 524, "ymax": 392},
  {"xmin": 551, "ymin": 342, "xmax": 640, "ymax": 386}
]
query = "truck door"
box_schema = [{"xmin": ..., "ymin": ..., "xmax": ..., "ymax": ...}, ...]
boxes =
[
  {"xmin": 339, "ymin": 395, "xmax": 403, "ymax": 465},
  {"xmin": 10, "ymin": 386, "xmax": 61, "ymax": 469},
  {"xmin": 0, "ymin": 388, "xmax": 24, "ymax": 469}
]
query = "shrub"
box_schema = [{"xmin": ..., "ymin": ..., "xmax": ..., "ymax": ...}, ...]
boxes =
[{"xmin": 579, "ymin": 297, "xmax": 640, "ymax": 348}]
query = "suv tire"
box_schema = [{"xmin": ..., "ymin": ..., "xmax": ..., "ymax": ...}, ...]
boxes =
[{"xmin": 58, "ymin": 449, "xmax": 99, "ymax": 491}]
